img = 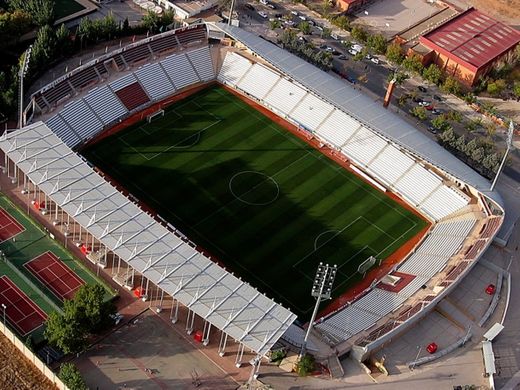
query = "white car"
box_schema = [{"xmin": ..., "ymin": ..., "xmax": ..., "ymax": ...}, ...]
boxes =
[
  {"xmin": 259, "ymin": 0, "xmax": 268, "ymax": 4},
  {"xmin": 284, "ymin": 20, "xmax": 295, "ymax": 26},
  {"xmin": 291, "ymin": 10, "xmax": 298, "ymax": 16},
  {"xmin": 298, "ymin": 15, "xmax": 306, "ymax": 21},
  {"xmin": 258, "ymin": 11, "xmax": 268, "ymax": 18},
  {"xmin": 348, "ymin": 49, "xmax": 359, "ymax": 55},
  {"xmin": 370, "ymin": 57, "xmax": 380, "ymax": 64}
]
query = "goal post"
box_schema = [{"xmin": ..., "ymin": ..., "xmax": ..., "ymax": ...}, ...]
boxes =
[
  {"xmin": 146, "ymin": 109, "xmax": 165, "ymax": 123},
  {"xmin": 358, "ymin": 256, "xmax": 377, "ymax": 278}
]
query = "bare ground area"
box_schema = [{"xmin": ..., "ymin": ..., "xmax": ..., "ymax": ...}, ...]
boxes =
[
  {"xmin": 0, "ymin": 333, "xmax": 57, "ymax": 390},
  {"xmin": 455, "ymin": 0, "xmax": 520, "ymax": 25}
]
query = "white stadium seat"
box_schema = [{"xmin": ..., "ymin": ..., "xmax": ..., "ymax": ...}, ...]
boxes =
[{"xmin": 84, "ymin": 85, "xmax": 128, "ymax": 125}]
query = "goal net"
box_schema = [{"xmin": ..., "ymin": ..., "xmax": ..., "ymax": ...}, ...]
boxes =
[
  {"xmin": 358, "ymin": 256, "xmax": 377, "ymax": 276},
  {"xmin": 146, "ymin": 109, "xmax": 165, "ymax": 123}
]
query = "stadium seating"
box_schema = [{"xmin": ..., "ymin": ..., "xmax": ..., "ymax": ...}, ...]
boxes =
[
  {"xmin": 114, "ymin": 82, "xmax": 151, "ymax": 111},
  {"xmin": 84, "ymin": 85, "xmax": 128, "ymax": 126},
  {"xmin": 41, "ymin": 81, "xmax": 73, "ymax": 108},
  {"xmin": 290, "ymin": 93, "xmax": 334, "ymax": 131},
  {"xmin": 352, "ymin": 289, "xmax": 407, "ymax": 317},
  {"xmin": 160, "ymin": 52, "xmax": 200, "ymax": 90},
  {"xmin": 176, "ymin": 26, "xmax": 207, "ymax": 45},
  {"xmin": 109, "ymin": 73, "xmax": 139, "ymax": 91},
  {"xmin": 367, "ymin": 145, "xmax": 415, "ymax": 186},
  {"xmin": 315, "ymin": 109, "xmax": 361, "ymax": 147},
  {"xmin": 420, "ymin": 186, "xmax": 471, "ymax": 221},
  {"xmin": 237, "ymin": 63, "xmax": 281, "ymax": 101},
  {"xmin": 69, "ymin": 67, "xmax": 100, "ymax": 90},
  {"xmin": 134, "ymin": 63, "xmax": 176, "ymax": 101},
  {"xmin": 148, "ymin": 33, "xmax": 180, "ymax": 54},
  {"xmin": 59, "ymin": 99, "xmax": 103, "ymax": 141},
  {"xmin": 342, "ymin": 127, "xmax": 387, "ymax": 167},
  {"xmin": 263, "ymin": 77, "xmax": 307, "ymax": 117},
  {"xmin": 46, "ymin": 114, "xmax": 81, "ymax": 148},
  {"xmin": 394, "ymin": 165, "xmax": 442, "ymax": 206},
  {"xmin": 122, "ymin": 44, "xmax": 153, "ymax": 65},
  {"xmin": 218, "ymin": 52, "xmax": 253, "ymax": 86},
  {"xmin": 186, "ymin": 46, "xmax": 215, "ymax": 81}
]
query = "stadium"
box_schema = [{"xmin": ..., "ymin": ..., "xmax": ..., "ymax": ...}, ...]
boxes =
[{"xmin": 0, "ymin": 22, "xmax": 505, "ymax": 367}]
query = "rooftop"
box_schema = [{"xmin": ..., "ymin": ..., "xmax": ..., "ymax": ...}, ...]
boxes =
[{"xmin": 420, "ymin": 8, "xmax": 520, "ymax": 70}]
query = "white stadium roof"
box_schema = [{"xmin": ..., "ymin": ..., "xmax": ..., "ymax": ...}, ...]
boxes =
[
  {"xmin": 0, "ymin": 122, "xmax": 297, "ymax": 356},
  {"xmin": 214, "ymin": 23, "xmax": 503, "ymax": 207}
]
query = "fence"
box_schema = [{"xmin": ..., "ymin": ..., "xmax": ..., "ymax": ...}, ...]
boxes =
[{"xmin": 0, "ymin": 324, "xmax": 69, "ymax": 390}]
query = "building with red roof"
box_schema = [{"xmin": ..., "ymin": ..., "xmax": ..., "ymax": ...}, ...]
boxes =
[{"xmin": 419, "ymin": 8, "xmax": 520, "ymax": 86}]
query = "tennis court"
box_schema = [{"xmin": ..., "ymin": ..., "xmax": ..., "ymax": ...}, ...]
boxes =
[
  {"xmin": 0, "ymin": 207, "xmax": 25, "ymax": 243},
  {"xmin": 25, "ymin": 252, "xmax": 85, "ymax": 301},
  {"xmin": 0, "ymin": 276, "xmax": 47, "ymax": 336}
]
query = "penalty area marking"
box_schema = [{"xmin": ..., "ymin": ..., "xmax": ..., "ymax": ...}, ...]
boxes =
[{"xmin": 229, "ymin": 171, "xmax": 280, "ymax": 206}]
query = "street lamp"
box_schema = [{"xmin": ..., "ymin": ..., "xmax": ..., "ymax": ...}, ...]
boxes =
[
  {"xmin": 300, "ymin": 262, "xmax": 337, "ymax": 358},
  {"xmin": 490, "ymin": 120, "xmax": 514, "ymax": 191},
  {"xmin": 1, "ymin": 303, "xmax": 6, "ymax": 332}
]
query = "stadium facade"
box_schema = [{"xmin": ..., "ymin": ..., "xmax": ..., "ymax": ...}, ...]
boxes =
[{"xmin": 0, "ymin": 23, "xmax": 504, "ymax": 366}]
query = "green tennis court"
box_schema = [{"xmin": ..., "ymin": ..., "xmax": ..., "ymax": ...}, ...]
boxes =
[{"xmin": 83, "ymin": 86, "xmax": 428, "ymax": 318}]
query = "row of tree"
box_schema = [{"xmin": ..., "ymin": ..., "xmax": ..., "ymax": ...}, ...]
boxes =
[
  {"xmin": 439, "ymin": 128, "xmax": 502, "ymax": 178},
  {"xmin": 278, "ymin": 30, "xmax": 333, "ymax": 70}
]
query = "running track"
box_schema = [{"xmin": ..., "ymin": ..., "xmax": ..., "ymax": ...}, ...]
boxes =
[
  {"xmin": 0, "ymin": 276, "xmax": 47, "ymax": 335},
  {"xmin": 0, "ymin": 207, "xmax": 24, "ymax": 242},
  {"xmin": 25, "ymin": 252, "xmax": 85, "ymax": 301}
]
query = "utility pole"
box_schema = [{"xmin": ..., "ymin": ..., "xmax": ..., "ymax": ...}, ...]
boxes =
[{"xmin": 228, "ymin": 0, "xmax": 237, "ymax": 26}]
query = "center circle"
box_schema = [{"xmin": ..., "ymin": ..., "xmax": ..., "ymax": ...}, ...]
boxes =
[{"xmin": 229, "ymin": 171, "xmax": 280, "ymax": 206}]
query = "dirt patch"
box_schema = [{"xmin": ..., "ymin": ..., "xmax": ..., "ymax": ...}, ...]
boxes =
[
  {"xmin": 456, "ymin": 0, "xmax": 520, "ymax": 25},
  {"xmin": 0, "ymin": 333, "xmax": 57, "ymax": 390}
]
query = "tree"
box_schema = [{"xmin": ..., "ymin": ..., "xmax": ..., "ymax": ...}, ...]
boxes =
[
  {"xmin": 269, "ymin": 19, "xmax": 281, "ymax": 30},
  {"xmin": 0, "ymin": 10, "xmax": 33, "ymax": 45},
  {"xmin": 122, "ymin": 17, "xmax": 130, "ymax": 34},
  {"xmin": 387, "ymin": 71, "xmax": 409, "ymax": 85},
  {"xmin": 422, "ymin": 64, "xmax": 442, "ymax": 85},
  {"xmin": 296, "ymin": 354, "xmax": 315, "ymax": 376},
  {"xmin": 321, "ymin": 27, "xmax": 331, "ymax": 39},
  {"xmin": 142, "ymin": 10, "xmax": 160, "ymax": 32},
  {"xmin": 486, "ymin": 79, "xmax": 506, "ymax": 96},
  {"xmin": 44, "ymin": 310, "xmax": 88, "ymax": 354},
  {"xmin": 455, "ymin": 134, "xmax": 466, "ymax": 152},
  {"xmin": 351, "ymin": 26, "xmax": 368, "ymax": 43},
  {"xmin": 411, "ymin": 106, "xmax": 427, "ymax": 120},
  {"xmin": 514, "ymin": 82, "xmax": 520, "ymax": 100},
  {"xmin": 385, "ymin": 43, "xmax": 403, "ymax": 65},
  {"xmin": 439, "ymin": 127, "xmax": 456, "ymax": 146},
  {"xmin": 9, "ymin": 0, "xmax": 55, "ymax": 27},
  {"xmin": 465, "ymin": 138, "xmax": 478, "ymax": 157},
  {"xmin": 59, "ymin": 363, "xmax": 88, "ymax": 390},
  {"xmin": 55, "ymin": 24, "xmax": 71, "ymax": 55},
  {"xmin": 298, "ymin": 21, "xmax": 311, "ymax": 35},
  {"xmin": 366, "ymin": 34, "xmax": 387, "ymax": 54},
  {"xmin": 30, "ymin": 25, "xmax": 57, "ymax": 73},
  {"xmin": 441, "ymin": 76, "xmax": 461, "ymax": 95},
  {"xmin": 402, "ymin": 54, "xmax": 423, "ymax": 75},
  {"xmin": 431, "ymin": 115, "xmax": 450, "ymax": 131},
  {"xmin": 74, "ymin": 284, "xmax": 115, "ymax": 333},
  {"xmin": 330, "ymin": 15, "xmax": 350, "ymax": 31},
  {"xmin": 471, "ymin": 147, "xmax": 485, "ymax": 163},
  {"xmin": 446, "ymin": 110, "xmax": 463, "ymax": 123}
]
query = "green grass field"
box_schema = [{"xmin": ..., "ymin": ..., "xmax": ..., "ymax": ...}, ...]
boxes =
[
  {"xmin": 83, "ymin": 86, "xmax": 428, "ymax": 319},
  {"xmin": 54, "ymin": 0, "xmax": 85, "ymax": 20},
  {"xmin": 0, "ymin": 194, "xmax": 116, "ymax": 340}
]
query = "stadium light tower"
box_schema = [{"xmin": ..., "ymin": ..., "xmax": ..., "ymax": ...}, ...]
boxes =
[
  {"xmin": 1, "ymin": 303, "xmax": 6, "ymax": 332},
  {"xmin": 300, "ymin": 262, "xmax": 337, "ymax": 358},
  {"xmin": 228, "ymin": 0, "xmax": 237, "ymax": 25},
  {"xmin": 490, "ymin": 120, "xmax": 514, "ymax": 191},
  {"xmin": 19, "ymin": 45, "xmax": 32, "ymax": 129}
]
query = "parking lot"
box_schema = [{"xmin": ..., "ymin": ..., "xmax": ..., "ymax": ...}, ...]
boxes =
[{"xmin": 353, "ymin": 0, "xmax": 441, "ymax": 38}]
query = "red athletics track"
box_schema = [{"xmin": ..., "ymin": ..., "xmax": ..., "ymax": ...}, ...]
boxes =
[
  {"xmin": 0, "ymin": 207, "xmax": 25, "ymax": 243},
  {"xmin": 0, "ymin": 276, "xmax": 47, "ymax": 335},
  {"xmin": 24, "ymin": 252, "xmax": 85, "ymax": 301}
]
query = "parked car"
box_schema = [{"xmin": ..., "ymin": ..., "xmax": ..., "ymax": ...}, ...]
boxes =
[
  {"xmin": 338, "ymin": 54, "xmax": 348, "ymax": 60},
  {"xmin": 258, "ymin": 10, "xmax": 268, "ymax": 18},
  {"xmin": 284, "ymin": 20, "xmax": 295, "ymax": 26},
  {"xmin": 433, "ymin": 94, "xmax": 443, "ymax": 101},
  {"xmin": 432, "ymin": 108, "xmax": 443, "ymax": 115},
  {"xmin": 259, "ymin": 0, "xmax": 268, "ymax": 4},
  {"xmin": 412, "ymin": 96, "xmax": 422, "ymax": 103},
  {"xmin": 427, "ymin": 126, "xmax": 438, "ymax": 134},
  {"xmin": 418, "ymin": 86, "xmax": 428, "ymax": 93},
  {"xmin": 370, "ymin": 57, "xmax": 380, "ymax": 64},
  {"xmin": 291, "ymin": 10, "xmax": 298, "ymax": 15},
  {"xmin": 425, "ymin": 104, "xmax": 434, "ymax": 111},
  {"xmin": 418, "ymin": 101, "xmax": 431, "ymax": 107},
  {"xmin": 346, "ymin": 75, "xmax": 357, "ymax": 84},
  {"xmin": 267, "ymin": 3, "xmax": 276, "ymax": 9},
  {"xmin": 245, "ymin": 3, "xmax": 255, "ymax": 11},
  {"xmin": 348, "ymin": 49, "xmax": 358, "ymax": 55},
  {"xmin": 298, "ymin": 15, "xmax": 307, "ymax": 20}
]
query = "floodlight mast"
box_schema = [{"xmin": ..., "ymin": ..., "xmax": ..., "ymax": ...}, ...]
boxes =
[
  {"xmin": 490, "ymin": 120, "xmax": 514, "ymax": 192},
  {"xmin": 19, "ymin": 46, "xmax": 32, "ymax": 129},
  {"xmin": 299, "ymin": 262, "xmax": 337, "ymax": 358}
]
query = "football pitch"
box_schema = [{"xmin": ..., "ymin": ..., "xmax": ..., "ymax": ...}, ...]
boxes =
[{"xmin": 83, "ymin": 86, "xmax": 428, "ymax": 318}]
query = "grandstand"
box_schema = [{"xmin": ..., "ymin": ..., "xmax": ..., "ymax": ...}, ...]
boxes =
[{"xmin": 3, "ymin": 22, "xmax": 504, "ymax": 367}]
